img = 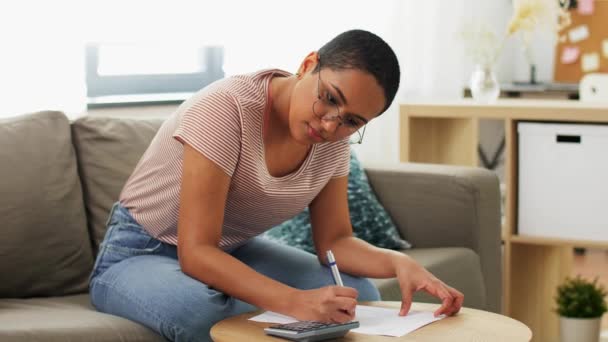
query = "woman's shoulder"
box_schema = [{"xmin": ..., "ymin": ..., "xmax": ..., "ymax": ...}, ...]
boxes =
[
  {"xmin": 226, "ymin": 68, "xmax": 292, "ymax": 96},
  {"xmin": 186, "ymin": 68, "xmax": 289, "ymax": 106}
]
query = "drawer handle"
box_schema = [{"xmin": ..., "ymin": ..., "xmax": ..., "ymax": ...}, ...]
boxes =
[{"xmin": 556, "ymin": 134, "xmax": 581, "ymax": 143}]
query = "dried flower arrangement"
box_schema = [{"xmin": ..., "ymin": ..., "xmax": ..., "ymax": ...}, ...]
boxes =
[{"xmin": 460, "ymin": 0, "xmax": 572, "ymax": 71}]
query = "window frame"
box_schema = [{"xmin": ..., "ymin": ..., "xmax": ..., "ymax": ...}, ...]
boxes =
[{"xmin": 85, "ymin": 43, "xmax": 224, "ymax": 106}]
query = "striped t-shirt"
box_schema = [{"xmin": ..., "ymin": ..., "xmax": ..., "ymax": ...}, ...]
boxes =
[{"xmin": 119, "ymin": 69, "xmax": 350, "ymax": 250}]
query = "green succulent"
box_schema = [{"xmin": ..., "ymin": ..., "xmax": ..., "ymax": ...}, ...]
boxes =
[{"xmin": 555, "ymin": 275, "xmax": 608, "ymax": 318}]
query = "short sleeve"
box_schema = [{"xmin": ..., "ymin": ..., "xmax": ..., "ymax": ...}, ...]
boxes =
[
  {"xmin": 332, "ymin": 142, "xmax": 351, "ymax": 178},
  {"xmin": 173, "ymin": 90, "xmax": 242, "ymax": 177}
]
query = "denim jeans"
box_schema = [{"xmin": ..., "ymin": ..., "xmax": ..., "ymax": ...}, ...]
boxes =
[{"xmin": 89, "ymin": 202, "xmax": 381, "ymax": 342}]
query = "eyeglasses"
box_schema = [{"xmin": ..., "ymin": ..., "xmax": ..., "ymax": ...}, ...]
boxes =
[{"xmin": 312, "ymin": 61, "xmax": 367, "ymax": 145}]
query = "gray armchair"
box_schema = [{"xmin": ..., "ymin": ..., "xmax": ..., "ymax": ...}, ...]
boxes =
[{"xmin": 366, "ymin": 163, "xmax": 502, "ymax": 314}]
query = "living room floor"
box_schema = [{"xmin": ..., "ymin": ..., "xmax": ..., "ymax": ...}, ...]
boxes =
[{"xmin": 572, "ymin": 248, "xmax": 608, "ymax": 341}]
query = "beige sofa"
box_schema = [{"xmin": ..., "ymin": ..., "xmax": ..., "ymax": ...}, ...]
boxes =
[{"xmin": 0, "ymin": 111, "xmax": 502, "ymax": 341}]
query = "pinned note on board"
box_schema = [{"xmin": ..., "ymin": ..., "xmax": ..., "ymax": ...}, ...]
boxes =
[
  {"xmin": 582, "ymin": 53, "xmax": 600, "ymax": 72},
  {"xmin": 603, "ymin": 39, "xmax": 608, "ymax": 58},
  {"xmin": 569, "ymin": 25, "xmax": 590, "ymax": 43},
  {"xmin": 561, "ymin": 46, "xmax": 580, "ymax": 64},
  {"xmin": 578, "ymin": 0, "xmax": 595, "ymax": 15}
]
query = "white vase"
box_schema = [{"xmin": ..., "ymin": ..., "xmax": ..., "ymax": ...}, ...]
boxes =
[
  {"xmin": 469, "ymin": 64, "xmax": 500, "ymax": 104},
  {"xmin": 559, "ymin": 316, "xmax": 601, "ymax": 342}
]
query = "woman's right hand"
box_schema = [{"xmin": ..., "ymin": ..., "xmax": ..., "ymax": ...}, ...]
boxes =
[{"xmin": 287, "ymin": 286, "xmax": 358, "ymax": 323}]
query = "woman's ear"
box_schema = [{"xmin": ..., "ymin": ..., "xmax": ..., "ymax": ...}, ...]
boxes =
[{"xmin": 296, "ymin": 51, "xmax": 320, "ymax": 76}]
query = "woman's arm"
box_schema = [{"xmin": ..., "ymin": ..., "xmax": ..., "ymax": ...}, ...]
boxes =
[
  {"xmin": 309, "ymin": 176, "xmax": 464, "ymax": 317},
  {"xmin": 177, "ymin": 143, "xmax": 357, "ymax": 322}
]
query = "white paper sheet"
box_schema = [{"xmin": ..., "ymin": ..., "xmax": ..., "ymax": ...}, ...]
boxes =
[
  {"xmin": 350, "ymin": 305, "xmax": 444, "ymax": 337},
  {"xmin": 248, "ymin": 310, "xmax": 298, "ymax": 324},
  {"xmin": 568, "ymin": 25, "xmax": 590, "ymax": 43},
  {"xmin": 582, "ymin": 52, "xmax": 600, "ymax": 72},
  {"xmin": 249, "ymin": 305, "xmax": 445, "ymax": 337}
]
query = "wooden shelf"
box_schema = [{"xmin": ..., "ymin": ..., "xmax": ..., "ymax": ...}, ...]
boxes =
[
  {"xmin": 401, "ymin": 99, "xmax": 608, "ymax": 122},
  {"xmin": 509, "ymin": 235, "xmax": 608, "ymax": 249},
  {"xmin": 400, "ymin": 99, "xmax": 608, "ymax": 342}
]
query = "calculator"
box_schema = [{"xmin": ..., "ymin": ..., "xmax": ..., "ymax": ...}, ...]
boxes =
[{"xmin": 263, "ymin": 320, "xmax": 359, "ymax": 342}]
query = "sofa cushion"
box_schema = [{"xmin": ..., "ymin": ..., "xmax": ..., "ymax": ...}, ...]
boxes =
[
  {"xmin": 0, "ymin": 294, "xmax": 165, "ymax": 342},
  {"xmin": 0, "ymin": 111, "xmax": 93, "ymax": 297},
  {"xmin": 372, "ymin": 247, "xmax": 486, "ymax": 309},
  {"xmin": 71, "ymin": 116, "xmax": 163, "ymax": 255}
]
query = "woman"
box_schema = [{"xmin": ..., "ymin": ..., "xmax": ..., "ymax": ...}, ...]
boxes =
[{"xmin": 89, "ymin": 29, "xmax": 464, "ymax": 342}]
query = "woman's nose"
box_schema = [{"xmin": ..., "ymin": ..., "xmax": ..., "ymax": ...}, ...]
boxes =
[{"xmin": 321, "ymin": 118, "xmax": 340, "ymax": 135}]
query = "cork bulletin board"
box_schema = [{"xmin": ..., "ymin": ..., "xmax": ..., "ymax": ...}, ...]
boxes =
[{"xmin": 554, "ymin": 0, "xmax": 608, "ymax": 83}]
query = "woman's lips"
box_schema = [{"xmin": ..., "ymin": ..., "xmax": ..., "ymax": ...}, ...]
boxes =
[{"xmin": 307, "ymin": 125, "xmax": 324, "ymax": 142}]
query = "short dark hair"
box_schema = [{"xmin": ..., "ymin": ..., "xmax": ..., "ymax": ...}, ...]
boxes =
[{"xmin": 315, "ymin": 29, "xmax": 400, "ymax": 115}]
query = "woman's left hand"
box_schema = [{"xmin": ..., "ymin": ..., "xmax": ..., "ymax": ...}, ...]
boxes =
[{"xmin": 393, "ymin": 255, "xmax": 464, "ymax": 317}]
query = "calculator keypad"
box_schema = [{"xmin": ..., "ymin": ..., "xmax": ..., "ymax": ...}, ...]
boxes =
[{"xmin": 271, "ymin": 321, "xmax": 347, "ymax": 332}]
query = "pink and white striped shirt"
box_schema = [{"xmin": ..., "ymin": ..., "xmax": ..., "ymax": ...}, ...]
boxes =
[{"xmin": 119, "ymin": 69, "xmax": 350, "ymax": 250}]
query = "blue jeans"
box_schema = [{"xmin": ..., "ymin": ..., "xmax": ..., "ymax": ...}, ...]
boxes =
[{"xmin": 89, "ymin": 203, "xmax": 380, "ymax": 342}]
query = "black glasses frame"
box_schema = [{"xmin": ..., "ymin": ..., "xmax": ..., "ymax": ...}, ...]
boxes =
[{"xmin": 312, "ymin": 60, "xmax": 366, "ymax": 145}]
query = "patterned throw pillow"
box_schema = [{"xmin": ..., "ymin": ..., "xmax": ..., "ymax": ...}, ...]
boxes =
[{"xmin": 263, "ymin": 150, "xmax": 412, "ymax": 253}]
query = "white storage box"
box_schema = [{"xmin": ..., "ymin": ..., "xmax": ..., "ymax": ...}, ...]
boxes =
[{"xmin": 518, "ymin": 122, "xmax": 608, "ymax": 241}]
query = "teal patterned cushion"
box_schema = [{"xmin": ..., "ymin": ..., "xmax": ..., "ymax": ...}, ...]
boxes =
[{"xmin": 263, "ymin": 150, "xmax": 411, "ymax": 253}]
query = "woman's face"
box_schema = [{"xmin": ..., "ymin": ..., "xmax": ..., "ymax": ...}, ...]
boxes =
[{"xmin": 288, "ymin": 57, "xmax": 386, "ymax": 145}]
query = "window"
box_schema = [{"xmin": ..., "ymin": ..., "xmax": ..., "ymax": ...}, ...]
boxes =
[{"xmin": 85, "ymin": 43, "xmax": 224, "ymax": 108}]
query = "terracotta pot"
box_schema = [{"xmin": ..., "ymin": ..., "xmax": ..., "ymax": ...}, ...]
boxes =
[{"xmin": 559, "ymin": 316, "xmax": 601, "ymax": 342}]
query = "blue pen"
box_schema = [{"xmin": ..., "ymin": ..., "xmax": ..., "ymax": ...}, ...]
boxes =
[{"xmin": 326, "ymin": 250, "xmax": 344, "ymax": 286}]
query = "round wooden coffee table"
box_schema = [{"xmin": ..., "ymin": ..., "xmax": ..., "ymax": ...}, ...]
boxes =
[{"xmin": 211, "ymin": 301, "xmax": 532, "ymax": 341}]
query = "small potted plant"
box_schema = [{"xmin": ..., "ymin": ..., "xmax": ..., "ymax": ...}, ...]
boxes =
[{"xmin": 555, "ymin": 275, "xmax": 607, "ymax": 342}]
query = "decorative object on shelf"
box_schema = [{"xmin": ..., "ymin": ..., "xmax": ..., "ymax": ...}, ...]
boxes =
[
  {"xmin": 469, "ymin": 64, "xmax": 501, "ymax": 103},
  {"xmin": 460, "ymin": 0, "xmax": 572, "ymax": 98},
  {"xmin": 555, "ymin": 275, "xmax": 607, "ymax": 342},
  {"xmin": 580, "ymin": 73, "xmax": 608, "ymax": 102},
  {"xmin": 507, "ymin": 0, "xmax": 572, "ymax": 85},
  {"xmin": 459, "ymin": 21, "xmax": 504, "ymax": 103}
]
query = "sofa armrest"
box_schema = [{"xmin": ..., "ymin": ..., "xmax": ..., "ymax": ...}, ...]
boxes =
[{"xmin": 365, "ymin": 162, "xmax": 502, "ymax": 313}]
